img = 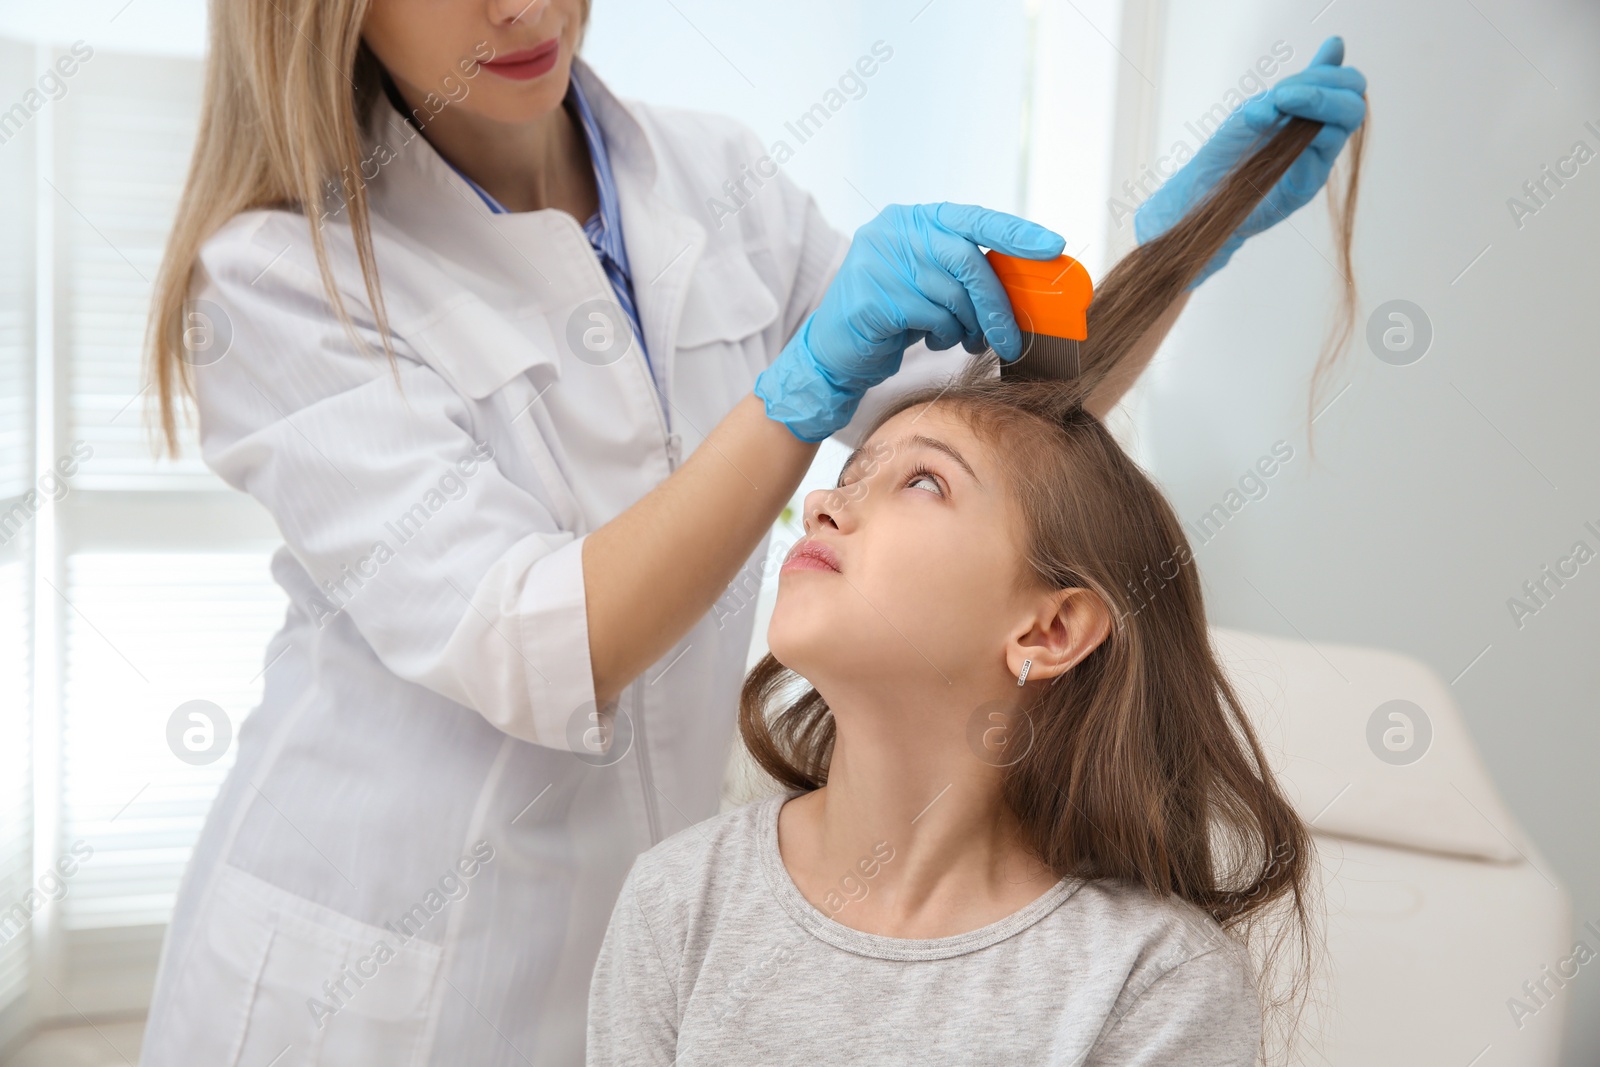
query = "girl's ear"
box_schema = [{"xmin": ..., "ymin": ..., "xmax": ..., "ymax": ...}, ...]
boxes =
[{"xmin": 1006, "ymin": 587, "xmax": 1112, "ymax": 685}]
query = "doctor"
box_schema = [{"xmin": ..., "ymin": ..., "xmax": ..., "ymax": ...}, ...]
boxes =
[{"xmin": 138, "ymin": 0, "xmax": 1366, "ymax": 1060}]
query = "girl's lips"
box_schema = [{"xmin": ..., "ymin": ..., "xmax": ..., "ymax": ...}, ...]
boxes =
[
  {"xmin": 481, "ymin": 38, "xmax": 560, "ymax": 81},
  {"xmin": 781, "ymin": 540, "xmax": 841, "ymax": 574}
]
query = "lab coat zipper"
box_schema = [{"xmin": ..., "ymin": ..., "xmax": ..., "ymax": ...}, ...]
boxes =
[
  {"xmin": 637, "ymin": 337, "xmax": 680, "ymax": 472},
  {"xmin": 627, "ymin": 229, "xmax": 683, "ymax": 846},
  {"xmin": 635, "ymin": 424, "xmax": 676, "ymax": 849}
]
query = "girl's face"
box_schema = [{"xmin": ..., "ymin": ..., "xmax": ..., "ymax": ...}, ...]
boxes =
[
  {"xmin": 768, "ymin": 403, "xmax": 1039, "ymax": 701},
  {"xmin": 363, "ymin": 0, "xmax": 589, "ymax": 125}
]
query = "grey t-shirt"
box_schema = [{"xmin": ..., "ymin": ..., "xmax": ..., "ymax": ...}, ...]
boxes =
[{"xmin": 587, "ymin": 789, "xmax": 1261, "ymax": 1065}]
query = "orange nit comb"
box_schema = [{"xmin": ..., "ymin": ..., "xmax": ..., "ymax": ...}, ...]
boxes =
[{"xmin": 985, "ymin": 250, "xmax": 1094, "ymax": 381}]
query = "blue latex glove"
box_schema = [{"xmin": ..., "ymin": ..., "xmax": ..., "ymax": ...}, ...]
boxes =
[
  {"xmin": 755, "ymin": 202, "xmax": 1065, "ymax": 442},
  {"xmin": 1134, "ymin": 36, "xmax": 1368, "ymax": 289}
]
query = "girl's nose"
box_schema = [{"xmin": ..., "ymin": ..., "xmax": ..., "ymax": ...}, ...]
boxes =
[{"xmin": 802, "ymin": 488, "xmax": 844, "ymax": 535}]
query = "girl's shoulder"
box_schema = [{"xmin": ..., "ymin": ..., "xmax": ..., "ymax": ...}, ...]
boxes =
[
  {"xmin": 625, "ymin": 790, "xmax": 788, "ymax": 917},
  {"xmin": 1058, "ymin": 878, "xmax": 1256, "ymax": 984},
  {"xmin": 609, "ymin": 792, "xmax": 792, "ymax": 975},
  {"xmin": 1060, "ymin": 882, "xmax": 1264, "ymax": 1062}
]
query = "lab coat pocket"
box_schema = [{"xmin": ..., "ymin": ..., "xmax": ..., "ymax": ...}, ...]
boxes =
[
  {"xmin": 673, "ymin": 250, "xmax": 783, "ymax": 421},
  {"xmin": 405, "ymin": 292, "xmax": 563, "ymax": 399},
  {"xmin": 207, "ymin": 864, "xmax": 444, "ymax": 1067},
  {"xmin": 676, "ymin": 251, "xmax": 781, "ymax": 356}
]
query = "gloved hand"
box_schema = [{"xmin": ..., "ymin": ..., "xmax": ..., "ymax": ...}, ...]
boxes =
[
  {"xmin": 755, "ymin": 202, "xmax": 1065, "ymax": 442},
  {"xmin": 1134, "ymin": 35, "xmax": 1368, "ymax": 289}
]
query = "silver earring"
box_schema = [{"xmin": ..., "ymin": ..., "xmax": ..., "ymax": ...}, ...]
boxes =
[{"xmin": 1016, "ymin": 659, "xmax": 1033, "ymax": 686}]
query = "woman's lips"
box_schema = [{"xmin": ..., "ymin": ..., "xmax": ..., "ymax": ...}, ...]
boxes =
[
  {"xmin": 781, "ymin": 539, "xmax": 841, "ymax": 575},
  {"xmin": 480, "ymin": 38, "xmax": 560, "ymax": 81}
]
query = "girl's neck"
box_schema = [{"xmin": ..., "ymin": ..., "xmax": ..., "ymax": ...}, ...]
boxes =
[{"xmin": 776, "ymin": 694, "xmax": 1058, "ymax": 940}]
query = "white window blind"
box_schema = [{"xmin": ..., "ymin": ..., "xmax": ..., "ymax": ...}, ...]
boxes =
[
  {"xmin": 0, "ymin": 112, "xmax": 30, "ymax": 501},
  {"xmin": 2, "ymin": 38, "xmax": 287, "ymax": 1024},
  {"xmin": 59, "ymin": 51, "xmax": 212, "ymax": 489},
  {"xmin": 58, "ymin": 550, "xmax": 284, "ymax": 1009},
  {"xmin": 0, "ymin": 551, "xmax": 33, "ymax": 1032},
  {"xmin": 0, "ymin": 34, "xmax": 38, "ymax": 1050},
  {"xmin": 50, "ymin": 47, "xmax": 285, "ymax": 1015}
]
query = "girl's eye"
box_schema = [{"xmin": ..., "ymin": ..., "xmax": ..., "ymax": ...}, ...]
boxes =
[{"xmin": 906, "ymin": 467, "xmax": 942, "ymax": 495}]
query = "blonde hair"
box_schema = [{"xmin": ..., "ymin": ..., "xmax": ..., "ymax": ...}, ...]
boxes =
[
  {"xmin": 144, "ymin": 0, "xmax": 590, "ymax": 454},
  {"xmin": 146, "ymin": 0, "xmax": 392, "ymax": 454}
]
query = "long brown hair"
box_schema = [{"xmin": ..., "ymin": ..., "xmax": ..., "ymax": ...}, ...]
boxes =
[
  {"xmin": 1086, "ymin": 114, "xmax": 1366, "ymax": 443},
  {"xmin": 740, "ymin": 111, "xmax": 1366, "ymax": 1056}
]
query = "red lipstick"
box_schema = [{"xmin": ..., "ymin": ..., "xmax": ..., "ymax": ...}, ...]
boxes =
[
  {"xmin": 781, "ymin": 539, "xmax": 841, "ymax": 575},
  {"xmin": 480, "ymin": 38, "xmax": 560, "ymax": 81}
]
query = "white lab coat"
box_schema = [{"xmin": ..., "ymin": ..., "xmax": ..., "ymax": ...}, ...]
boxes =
[{"xmin": 140, "ymin": 57, "xmax": 964, "ymax": 1067}]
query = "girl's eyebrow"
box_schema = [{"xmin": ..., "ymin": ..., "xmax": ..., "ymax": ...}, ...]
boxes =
[
  {"xmin": 837, "ymin": 447, "xmax": 864, "ymax": 486},
  {"xmin": 909, "ymin": 434, "xmax": 979, "ymax": 484},
  {"xmin": 838, "ymin": 435, "xmax": 981, "ymax": 486}
]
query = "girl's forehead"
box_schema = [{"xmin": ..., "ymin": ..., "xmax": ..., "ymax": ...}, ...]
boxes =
[
  {"xmin": 869, "ymin": 402, "xmax": 974, "ymax": 446},
  {"xmin": 853, "ymin": 405, "xmax": 1007, "ymax": 487}
]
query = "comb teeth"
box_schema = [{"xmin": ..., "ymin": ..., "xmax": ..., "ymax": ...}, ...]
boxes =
[{"xmin": 1000, "ymin": 332, "xmax": 1080, "ymax": 381}]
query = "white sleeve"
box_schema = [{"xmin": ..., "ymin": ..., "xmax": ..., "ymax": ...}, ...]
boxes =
[
  {"xmin": 748, "ymin": 128, "xmax": 848, "ymax": 349},
  {"xmin": 191, "ymin": 220, "xmax": 596, "ymax": 752}
]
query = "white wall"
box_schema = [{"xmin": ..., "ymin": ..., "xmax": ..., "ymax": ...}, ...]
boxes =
[
  {"xmin": 1135, "ymin": 1, "xmax": 1600, "ymax": 1063},
  {"xmin": 586, "ymin": 0, "xmax": 1029, "ymax": 236},
  {"xmin": 0, "ymin": 0, "xmax": 207, "ymax": 57}
]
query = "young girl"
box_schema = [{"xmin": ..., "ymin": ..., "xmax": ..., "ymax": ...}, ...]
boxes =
[
  {"xmin": 586, "ymin": 98, "xmax": 1365, "ymax": 1067},
  {"xmin": 586, "ymin": 360, "xmax": 1308, "ymax": 1064}
]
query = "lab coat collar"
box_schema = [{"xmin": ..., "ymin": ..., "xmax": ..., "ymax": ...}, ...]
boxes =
[
  {"xmin": 570, "ymin": 56, "xmax": 707, "ymax": 388},
  {"xmin": 361, "ymin": 58, "xmax": 706, "ymax": 403},
  {"xmin": 569, "ymin": 55, "xmax": 658, "ymax": 190}
]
